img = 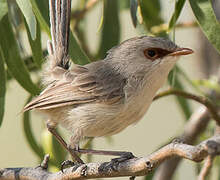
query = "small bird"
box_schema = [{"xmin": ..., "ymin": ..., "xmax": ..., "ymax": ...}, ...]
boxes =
[{"xmin": 24, "ymin": 0, "xmax": 193, "ymax": 163}]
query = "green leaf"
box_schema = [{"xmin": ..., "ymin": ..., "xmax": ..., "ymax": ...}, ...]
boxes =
[
  {"xmin": 0, "ymin": 47, "xmax": 6, "ymax": 127},
  {"xmin": 139, "ymin": 0, "xmax": 163, "ymax": 30},
  {"xmin": 0, "ymin": 15, "xmax": 39, "ymax": 95},
  {"xmin": 130, "ymin": 0, "xmax": 138, "ymax": 27},
  {"xmin": 168, "ymin": 0, "xmax": 186, "ymax": 30},
  {"xmin": 168, "ymin": 69, "xmax": 192, "ymax": 120},
  {"xmin": 25, "ymin": 19, "xmax": 43, "ymax": 68},
  {"xmin": 189, "ymin": 0, "xmax": 220, "ymax": 54},
  {"xmin": 98, "ymin": 0, "xmax": 120, "ymax": 59},
  {"xmin": 69, "ymin": 32, "xmax": 90, "ymax": 65},
  {"xmin": 16, "ymin": 0, "xmax": 37, "ymax": 40},
  {"xmin": 0, "ymin": 0, "xmax": 8, "ymax": 21},
  {"xmin": 23, "ymin": 96, "xmax": 44, "ymax": 159},
  {"xmin": 29, "ymin": 0, "xmax": 50, "ymax": 36}
]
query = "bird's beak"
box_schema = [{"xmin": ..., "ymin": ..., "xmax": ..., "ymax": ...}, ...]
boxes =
[{"xmin": 168, "ymin": 48, "xmax": 194, "ymax": 56}]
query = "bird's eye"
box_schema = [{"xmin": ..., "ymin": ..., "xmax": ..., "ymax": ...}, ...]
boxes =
[
  {"xmin": 143, "ymin": 49, "xmax": 159, "ymax": 60},
  {"xmin": 147, "ymin": 50, "xmax": 156, "ymax": 57},
  {"xmin": 143, "ymin": 48, "xmax": 171, "ymax": 61}
]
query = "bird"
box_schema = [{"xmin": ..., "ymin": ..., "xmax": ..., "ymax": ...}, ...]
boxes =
[{"xmin": 24, "ymin": 0, "xmax": 193, "ymax": 164}]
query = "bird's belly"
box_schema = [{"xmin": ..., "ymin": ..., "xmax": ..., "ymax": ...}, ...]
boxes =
[{"xmin": 58, "ymin": 93, "xmax": 153, "ymax": 138}]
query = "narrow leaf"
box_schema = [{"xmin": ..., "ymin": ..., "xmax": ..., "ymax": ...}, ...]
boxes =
[
  {"xmin": 189, "ymin": 0, "xmax": 220, "ymax": 54},
  {"xmin": 29, "ymin": 0, "xmax": 50, "ymax": 36},
  {"xmin": 168, "ymin": 70, "xmax": 192, "ymax": 120},
  {"xmin": 25, "ymin": 19, "xmax": 43, "ymax": 68},
  {"xmin": 130, "ymin": 0, "xmax": 138, "ymax": 27},
  {"xmin": 0, "ymin": 15, "xmax": 39, "ymax": 95},
  {"xmin": 0, "ymin": 0, "xmax": 8, "ymax": 21},
  {"xmin": 139, "ymin": 0, "xmax": 163, "ymax": 30},
  {"xmin": 168, "ymin": 0, "xmax": 186, "ymax": 30},
  {"xmin": 0, "ymin": 47, "xmax": 6, "ymax": 127},
  {"xmin": 98, "ymin": 0, "xmax": 120, "ymax": 59},
  {"xmin": 69, "ymin": 32, "xmax": 90, "ymax": 65},
  {"xmin": 16, "ymin": 0, "xmax": 37, "ymax": 40},
  {"xmin": 23, "ymin": 96, "xmax": 44, "ymax": 159}
]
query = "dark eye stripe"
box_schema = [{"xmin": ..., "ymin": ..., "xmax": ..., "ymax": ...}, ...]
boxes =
[{"xmin": 143, "ymin": 48, "xmax": 172, "ymax": 61}]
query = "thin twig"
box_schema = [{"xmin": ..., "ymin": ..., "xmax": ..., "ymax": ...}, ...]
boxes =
[
  {"xmin": 154, "ymin": 89, "xmax": 220, "ymax": 125},
  {"xmin": 198, "ymin": 155, "xmax": 214, "ymax": 180}
]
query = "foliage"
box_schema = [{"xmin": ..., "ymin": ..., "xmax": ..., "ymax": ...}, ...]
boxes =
[{"xmin": 0, "ymin": 0, "xmax": 220, "ymax": 178}]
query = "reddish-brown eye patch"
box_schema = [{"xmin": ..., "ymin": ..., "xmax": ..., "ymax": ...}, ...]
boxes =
[{"xmin": 143, "ymin": 48, "xmax": 172, "ymax": 61}]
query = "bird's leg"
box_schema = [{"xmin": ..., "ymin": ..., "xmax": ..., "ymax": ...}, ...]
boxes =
[
  {"xmin": 46, "ymin": 124, "xmax": 84, "ymax": 164},
  {"xmin": 71, "ymin": 148, "xmax": 135, "ymax": 171}
]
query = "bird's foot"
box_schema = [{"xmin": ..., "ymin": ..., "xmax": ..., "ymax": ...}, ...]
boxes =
[
  {"xmin": 99, "ymin": 152, "xmax": 135, "ymax": 172},
  {"xmin": 61, "ymin": 160, "xmax": 85, "ymax": 173}
]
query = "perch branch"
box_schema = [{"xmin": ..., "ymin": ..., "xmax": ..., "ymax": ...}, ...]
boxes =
[{"xmin": 1, "ymin": 135, "xmax": 220, "ymax": 180}]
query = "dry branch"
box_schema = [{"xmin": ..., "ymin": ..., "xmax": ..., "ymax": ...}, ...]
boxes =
[{"xmin": 1, "ymin": 135, "xmax": 220, "ymax": 180}]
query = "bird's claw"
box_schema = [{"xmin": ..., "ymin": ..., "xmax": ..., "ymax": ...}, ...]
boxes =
[{"xmin": 99, "ymin": 152, "xmax": 135, "ymax": 172}]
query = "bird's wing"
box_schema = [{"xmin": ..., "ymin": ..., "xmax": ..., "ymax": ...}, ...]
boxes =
[{"xmin": 23, "ymin": 65, "xmax": 124, "ymax": 111}]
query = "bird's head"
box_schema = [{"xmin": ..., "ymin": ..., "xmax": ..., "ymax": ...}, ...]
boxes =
[{"xmin": 106, "ymin": 36, "xmax": 193, "ymax": 77}]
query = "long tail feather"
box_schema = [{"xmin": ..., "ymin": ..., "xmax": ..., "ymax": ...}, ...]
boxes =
[{"xmin": 48, "ymin": 0, "xmax": 71, "ymax": 70}]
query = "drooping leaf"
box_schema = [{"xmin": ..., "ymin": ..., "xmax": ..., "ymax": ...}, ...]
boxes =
[
  {"xmin": 139, "ymin": 0, "xmax": 163, "ymax": 31},
  {"xmin": 119, "ymin": 0, "xmax": 130, "ymax": 10},
  {"xmin": 23, "ymin": 96, "xmax": 44, "ymax": 159},
  {"xmin": 69, "ymin": 32, "xmax": 90, "ymax": 65},
  {"xmin": 0, "ymin": 47, "xmax": 6, "ymax": 127},
  {"xmin": 25, "ymin": 19, "xmax": 43, "ymax": 68},
  {"xmin": 16, "ymin": 0, "xmax": 37, "ymax": 40},
  {"xmin": 168, "ymin": 69, "xmax": 192, "ymax": 120},
  {"xmin": 29, "ymin": 0, "xmax": 50, "ymax": 36},
  {"xmin": 0, "ymin": 0, "xmax": 8, "ymax": 21},
  {"xmin": 168, "ymin": 0, "xmax": 186, "ymax": 30},
  {"xmin": 130, "ymin": 0, "xmax": 138, "ymax": 27},
  {"xmin": 0, "ymin": 15, "xmax": 39, "ymax": 95},
  {"xmin": 98, "ymin": 0, "xmax": 120, "ymax": 59},
  {"xmin": 189, "ymin": 0, "xmax": 220, "ymax": 54}
]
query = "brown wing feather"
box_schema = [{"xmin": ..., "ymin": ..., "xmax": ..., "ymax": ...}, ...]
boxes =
[{"xmin": 23, "ymin": 65, "xmax": 124, "ymax": 111}]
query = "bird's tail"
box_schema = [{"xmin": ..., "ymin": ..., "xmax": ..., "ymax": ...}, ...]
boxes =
[{"xmin": 43, "ymin": 0, "xmax": 72, "ymax": 85}]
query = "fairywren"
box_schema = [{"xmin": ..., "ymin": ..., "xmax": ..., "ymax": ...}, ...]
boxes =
[{"xmin": 24, "ymin": 0, "xmax": 193, "ymax": 163}]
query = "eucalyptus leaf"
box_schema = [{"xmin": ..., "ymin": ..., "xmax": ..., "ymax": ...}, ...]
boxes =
[
  {"xmin": 0, "ymin": 0, "xmax": 8, "ymax": 21},
  {"xmin": 16, "ymin": 0, "xmax": 37, "ymax": 40},
  {"xmin": 23, "ymin": 96, "xmax": 44, "ymax": 160},
  {"xmin": 69, "ymin": 32, "xmax": 90, "ymax": 65},
  {"xmin": 189, "ymin": 0, "xmax": 220, "ymax": 54},
  {"xmin": 168, "ymin": 69, "xmax": 192, "ymax": 120},
  {"xmin": 25, "ymin": 19, "xmax": 43, "ymax": 68},
  {"xmin": 0, "ymin": 15, "xmax": 39, "ymax": 95},
  {"xmin": 98, "ymin": 0, "xmax": 120, "ymax": 59},
  {"xmin": 130, "ymin": 0, "xmax": 138, "ymax": 27},
  {"xmin": 139, "ymin": 0, "xmax": 163, "ymax": 31},
  {"xmin": 29, "ymin": 0, "xmax": 50, "ymax": 36},
  {"xmin": 168, "ymin": 0, "xmax": 186, "ymax": 30},
  {"xmin": 0, "ymin": 47, "xmax": 6, "ymax": 127}
]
